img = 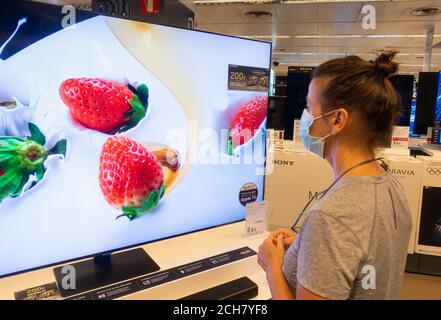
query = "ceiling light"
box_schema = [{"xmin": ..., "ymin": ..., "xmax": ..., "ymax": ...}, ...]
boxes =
[
  {"xmin": 400, "ymin": 64, "xmax": 439, "ymax": 67},
  {"xmin": 194, "ymin": 0, "xmax": 275, "ymax": 4},
  {"xmin": 273, "ymin": 51, "xmax": 441, "ymax": 59},
  {"xmin": 410, "ymin": 7, "xmax": 441, "ymax": 17},
  {"xmin": 241, "ymin": 34, "xmax": 441, "ymax": 39},
  {"xmin": 194, "ymin": 0, "xmax": 408, "ymax": 4},
  {"xmin": 244, "ymin": 35, "xmax": 291, "ymax": 39},
  {"xmin": 282, "ymin": 0, "xmax": 407, "ymax": 3},
  {"xmin": 244, "ymin": 11, "xmax": 273, "ymax": 19},
  {"xmin": 272, "ymin": 52, "xmax": 346, "ymax": 55},
  {"xmin": 294, "ymin": 34, "xmax": 440, "ymax": 39}
]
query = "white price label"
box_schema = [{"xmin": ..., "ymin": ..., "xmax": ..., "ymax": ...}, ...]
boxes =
[{"xmin": 245, "ymin": 201, "xmax": 268, "ymax": 237}]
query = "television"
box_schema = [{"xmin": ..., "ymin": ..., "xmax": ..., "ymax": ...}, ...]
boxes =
[
  {"xmin": 414, "ymin": 72, "xmax": 439, "ymax": 135},
  {"xmin": 0, "ymin": 11, "xmax": 271, "ymax": 295},
  {"xmin": 433, "ymin": 72, "xmax": 441, "ymax": 144},
  {"xmin": 267, "ymin": 96, "xmax": 287, "ymax": 130},
  {"xmin": 389, "ymin": 74, "xmax": 414, "ymax": 127},
  {"xmin": 284, "ymin": 69, "xmax": 312, "ymax": 140}
]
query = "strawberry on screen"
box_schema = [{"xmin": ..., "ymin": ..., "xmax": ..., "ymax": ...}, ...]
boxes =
[
  {"xmin": 99, "ymin": 136, "xmax": 165, "ymax": 221},
  {"xmin": 59, "ymin": 78, "xmax": 149, "ymax": 134},
  {"xmin": 228, "ymin": 96, "xmax": 267, "ymax": 154}
]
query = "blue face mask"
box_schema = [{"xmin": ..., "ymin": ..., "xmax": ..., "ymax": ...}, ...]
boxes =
[{"xmin": 299, "ymin": 108, "xmax": 336, "ymax": 158}]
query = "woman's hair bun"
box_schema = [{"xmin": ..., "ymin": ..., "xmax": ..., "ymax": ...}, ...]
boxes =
[{"xmin": 374, "ymin": 50, "xmax": 399, "ymax": 78}]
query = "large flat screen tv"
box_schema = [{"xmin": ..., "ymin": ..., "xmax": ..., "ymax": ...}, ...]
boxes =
[{"xmin": 0, "ymin": 12, "xmax": 271, "ymax": 286}]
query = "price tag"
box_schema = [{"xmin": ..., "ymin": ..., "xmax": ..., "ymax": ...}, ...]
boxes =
[
  {"xmin": 245, "ymin": 201, "xmax": 268, "ymax": 237},
  {"xmin": 391, "ymin": 126, "xmax": 409, "ymax": 149}
]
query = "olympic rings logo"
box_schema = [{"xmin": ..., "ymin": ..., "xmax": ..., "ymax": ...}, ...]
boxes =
[{"xmin": 426, "ymin": 167, "xmax": 441, "ymax": 175}]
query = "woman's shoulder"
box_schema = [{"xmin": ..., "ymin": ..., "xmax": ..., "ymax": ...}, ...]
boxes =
[{"xmin": 308, "ymin": 172, "xmax": 397, "ymax": 236}]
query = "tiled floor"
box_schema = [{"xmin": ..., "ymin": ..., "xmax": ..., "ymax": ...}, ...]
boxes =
[{"xmin": 401, "ymin": 272, "xmax": 441, "ymax": 300}]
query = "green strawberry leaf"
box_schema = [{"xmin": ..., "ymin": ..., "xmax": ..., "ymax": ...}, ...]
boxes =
[
  {"xmin": 10, "ymin": 174, "xmax": 32, "ymax": 198},
  {"xmin": 136, "ymin": 83, "xmax": 149, "ymax": 107},
  {"xmin": 127, "ymin": 94, "xmax": 146, "ymax": 123},
  {"xmin": 119, "ymin": 83, "xmax": 149, "ymax": 133},
  {"xmin": 35, "ymin": 167, "xmax": 45, "ymax": 181},
  {"xmin": 0, "ymin": 169, "xmax": 24, "ymax": 202},
  {"xmin": 227, "ymin": 130, "xmax": 234, "ymax": 156},
  {"xmin": 28, "ymin": 123, "xmax": 46, "ymax": 146},
  {"xmin": 0, "ymin": 152, "xmax": 16, "ymax": 167},
  {"xmin": 117, "ymin": 183, "xmax": 165, "ymax": 221},
  {"xmin": 0, "ymin": 137, "xmax": 26, "ymax": 150},
  {"xmin": 49, "ymin": 139, "xmax": 67, "ymax": 157}
]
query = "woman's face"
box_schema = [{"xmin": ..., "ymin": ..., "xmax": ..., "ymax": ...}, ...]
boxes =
[{"xmin": 306, "ymin": 79, "xmax": 334, "ymax": 138}]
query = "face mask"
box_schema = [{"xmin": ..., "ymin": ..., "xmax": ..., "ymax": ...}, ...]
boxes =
[{"xmin": 299, "ymin": 109, "xmax": 336, "ymax": 158}]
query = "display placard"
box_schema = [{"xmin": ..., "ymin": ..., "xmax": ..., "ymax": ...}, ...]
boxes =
[
  {"xmin": 14, "ymin": 282, "xmax": 59, "ymax": 300},
  {"xmin": 245, "ymin": 201, "xmax": 268, "ymax": 236},
  {"xmin": 228, "ymin": 65, "xmax": 270, "ymax": 92}
]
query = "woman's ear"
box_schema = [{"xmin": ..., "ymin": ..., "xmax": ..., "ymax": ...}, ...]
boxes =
[{"xmin": 331, "ymin": 108, "xmax": 349, "ymax": 135}]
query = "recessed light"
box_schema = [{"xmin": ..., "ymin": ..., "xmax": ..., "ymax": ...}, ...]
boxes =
[
  {"xmin": 244, "ymin": 11, "xmax": 273, "ymax": 19},
  {"xmin": 410, "ymin": 7, "xmax": 441, "ymax": 17}
]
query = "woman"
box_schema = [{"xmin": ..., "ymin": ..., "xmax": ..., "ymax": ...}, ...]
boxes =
[{"xmin": 258, "ymin": 51, "xmax": 412, "ymax": 300}]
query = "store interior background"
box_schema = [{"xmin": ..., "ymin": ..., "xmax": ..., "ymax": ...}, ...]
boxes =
[{"xmin": 9, "ymin": 0, "xmax": 441, "ymax": 299}]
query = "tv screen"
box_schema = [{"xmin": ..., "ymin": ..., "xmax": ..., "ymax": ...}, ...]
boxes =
[
  {"xmin": 414, "ymin": 72, "xmax": 439, "ymax": 135},
  {"xmin": 433, "ymin": 72, "xmax": 441, "ymax": 144},
  {"xmin": 0, "ymin": 15, "xmax": 271, "ymax": 277},
  {"xmin": 284, "ymin": 71, "xmax": 311, "ymax": 140},
  {"xmin": 389, "ymin": 74, "xmax": 414, "ymax": 127},
  {"xmin": 267, "ymin": 96, "xmax": 287, "ymax": 130}
]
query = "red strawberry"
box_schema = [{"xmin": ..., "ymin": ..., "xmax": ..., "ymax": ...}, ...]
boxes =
[
  {"xmin": 229, "ymin": 96, "xmax": 267, "ymax": 150},
  {"xmin": 99, "ymin": 136, "xmax": 165, "ymax": 220},
  {"xmin": 0, "ymin": 169, "xmax": 5, "ymax": 177},
  {"xmin": 59, "ymin": 78, "xmax": 149, "ymax": 134}
]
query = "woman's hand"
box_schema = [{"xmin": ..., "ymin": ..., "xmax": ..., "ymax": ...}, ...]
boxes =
[
  {"xmin": 271, "ymin": 228, "xmax": 297, "ymax": 250},
  {"xmin": 257, "ymin": 234, "xmax": 286, "ymax": 274},
  {"xmin": 258, "ymin": 234, "xmax": 297, "ymax": 300}
]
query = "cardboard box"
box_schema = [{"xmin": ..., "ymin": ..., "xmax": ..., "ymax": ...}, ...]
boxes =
[
  {"xmin": 384, "ymin": 155, "xmax": 423, "ymax": 254},
  {"xmin": 265, "ymin": 148, "xmax": 334, "ymax": 230},
  {"xmin": 415, "ymin": 156, "xmax": 441, "ymax": 256}
]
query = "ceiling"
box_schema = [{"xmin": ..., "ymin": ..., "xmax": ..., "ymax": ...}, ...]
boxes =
[
  {"xmin": 195, "ymin": 0, "xmax": 441, "ymax": 75},
  {"xmin": 25, "ymin": 0, "xmax": 441, "ymax": 75}
]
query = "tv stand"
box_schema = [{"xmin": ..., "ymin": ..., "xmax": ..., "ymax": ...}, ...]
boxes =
[{"xmin": 53, "ymin": 248, "xmax": 160, "ymax": 297}]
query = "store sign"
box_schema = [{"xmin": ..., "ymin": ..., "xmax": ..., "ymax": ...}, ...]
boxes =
[
  {"xmin": 288, "ymin": 66, "xmax": 314, "ymax": 73},
  {"xmin": 92, "ymin": 0, "xmax": 194, "ymax": 28},
  {"xmin": 139, "ymin": 0, "xmax": 160, "ymax": 14},
  {"xmin": 93, "ymin": 0, "xmax": 163, "ymax": 18}
]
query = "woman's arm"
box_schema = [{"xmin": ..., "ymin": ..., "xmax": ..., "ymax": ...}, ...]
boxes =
[
  {"xmin": 258, "ymin": 233, "xmax": 328, "ymax": 300},
  {"xmin": 266, "ymin": 267, "xmax": 295, "ymax": 300}
]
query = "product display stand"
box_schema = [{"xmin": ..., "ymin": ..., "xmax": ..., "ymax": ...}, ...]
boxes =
[{"xmin": 53, "ymin": 248, "xmax": 160, "ymax": 297}]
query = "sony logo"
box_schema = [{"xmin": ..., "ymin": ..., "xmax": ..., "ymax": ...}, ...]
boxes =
[
  {"xmin": 273, "ymin": 160, "xmax": 295, "ymax": 166},
  {"xmin": 390, "ymin": 169, "xmax": 415, "ymax": 176}
]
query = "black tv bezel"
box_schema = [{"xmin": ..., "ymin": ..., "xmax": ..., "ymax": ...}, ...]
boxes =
[{"xmin": 0, "ymin": 6, "xmax": 272, "ymax": 279}]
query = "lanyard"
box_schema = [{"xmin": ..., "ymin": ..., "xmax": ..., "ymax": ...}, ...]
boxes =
[{"xmin": 290, "ymin": 157, "xmax": 385, "ymax": 233}]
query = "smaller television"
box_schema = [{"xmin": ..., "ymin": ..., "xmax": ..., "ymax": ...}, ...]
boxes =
[
  {"xmin": 267, "ymin": 96, "xmax": 287, "ymax": 131},
  {"xmin": 432, "ymin": 72, "xmax": 441, "ymax": 144},
  {"xmin": 414, "ymin": 72, "xmax": 439, "ymax": 135},
  {"xmin": 390, "ymin": 75, "xmax": 414, "ymax": 127},
  {"xmin": 284, "ymin": 69, "xmax": 312, "ymax": 139}
]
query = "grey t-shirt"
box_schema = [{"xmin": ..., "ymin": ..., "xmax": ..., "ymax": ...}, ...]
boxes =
[{"xmin": 283, "ymin": 171, "xmax": 412, "ymax": 300}]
